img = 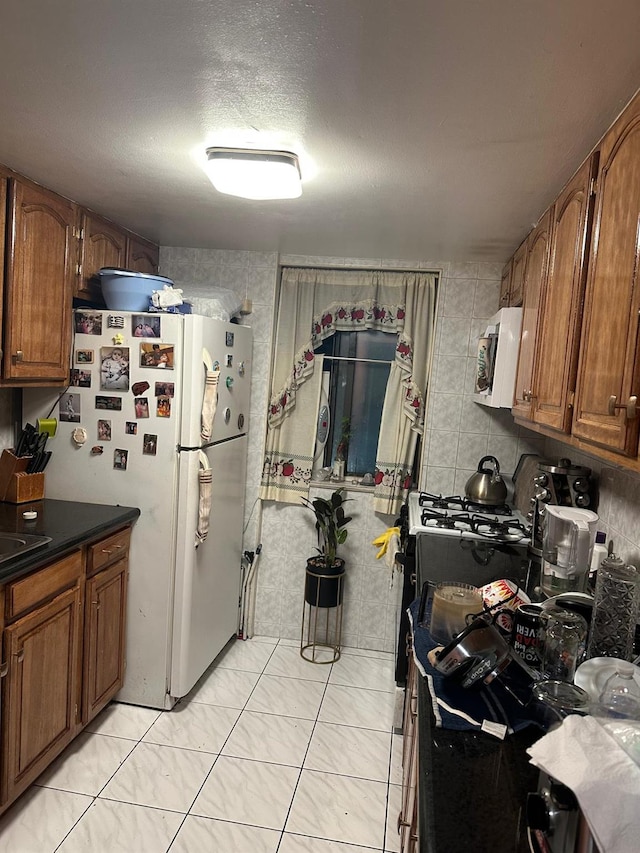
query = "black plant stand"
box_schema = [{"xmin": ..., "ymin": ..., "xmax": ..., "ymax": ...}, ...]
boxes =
[{"xmin": 300, "ymin": 562, "xmax": 345, "ymax": 664}]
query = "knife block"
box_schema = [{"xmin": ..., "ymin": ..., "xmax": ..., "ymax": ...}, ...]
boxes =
[{"xmin": 0, "ymin": 450, "xmax": 45, "ymax": 504}]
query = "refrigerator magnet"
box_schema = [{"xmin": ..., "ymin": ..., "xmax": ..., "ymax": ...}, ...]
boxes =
[
  {"xmin": 143, "ymin": 434, "xmax": 157, "ymax": 456},
  {"xmin": 95, "ymin": 395, "xmax": 122, "ymax": 411},
  {"xmin": 131, "ymin": 380, "xmax": 150, "ymax": 396},
  {"xmin": 140, "ymin": 343, "xmax": 174, "ymax": 369},
  {"xmin": 75, "ymin": 312, "xmax": 102, "ymax": 335},
  {"xmin": 59, "ymin": 393, "xmax": 81, "ymax": 423},
  {"xmin": 125, "ymin": 422, "xmax": 138, "ymax": 436},
  {"xmin": 90, "ymin": 445, "xmax": 104, "ymax": 455},
  {"xmin": 107, "ymin": 315, "xmax": 125, "ymax": 328},
  {"xmin": 100, "ymin": 347, "xmax": 130, "ymax": 391},
  {"xmin": 75, "ymin": 349, "xmax": 94, "ymax": 364},
  {"xmin": 134, "ymin": 398, "xmax": 149, "ymax": 418},
  {"xmin": 114, "ymin": 449, "xmax": 128, "ymax": 470},
  {"xmin": 132, "ymin": 315, "xmax": 161, "ymax": 338},
  {"xmin": 70, "ymin": 368, "xmax": 91, "ymax": 388},
  {"xmin": 97, "ymin": 419, "xmax": 112, "ymax": 441},
  {"xmin": 156, "ymin": 396, "xmax": 171, "ymax": 418},
  {"xmin": 154, "ymin": 381, "xmax": 174, "ymax": 397}
]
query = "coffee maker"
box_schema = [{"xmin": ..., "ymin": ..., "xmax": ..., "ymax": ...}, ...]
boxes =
[{"xmin": 528, "ymin": 458, "xmax": 595, "ymax": 556}]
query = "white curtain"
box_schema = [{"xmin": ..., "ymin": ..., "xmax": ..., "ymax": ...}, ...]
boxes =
[{"xmin": 260, "ymin": 267, "xmax": 437, "ymax": 511}]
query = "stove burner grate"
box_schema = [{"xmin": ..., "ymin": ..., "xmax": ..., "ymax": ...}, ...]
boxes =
[{"xmin": 418, "ymin": 492, "xmax": 512, "ymax": 517}]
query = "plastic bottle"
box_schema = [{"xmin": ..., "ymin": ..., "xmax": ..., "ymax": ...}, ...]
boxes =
[
  {"xmin": 590, "ymin": 531, "xmax": 608, "ymax": 571},
  {"xmin": 587, "ymin": 554, "xmax": 640, "ymax": 660},
  {"xmin": 595, "ymin": 662, "xmax": 640, "ymax": 719}
]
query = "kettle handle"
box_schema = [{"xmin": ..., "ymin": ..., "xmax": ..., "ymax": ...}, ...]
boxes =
[{"xmin": 478, "ymin": 455, "xmax": 501, "ymax": 474}]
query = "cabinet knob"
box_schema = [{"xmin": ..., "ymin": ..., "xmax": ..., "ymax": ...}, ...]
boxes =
[
  {"xmin": 608, "ymin": 395, "xmax": 637, "ymax": 419},
  {"xmin": 13, "ymin": 351, "xmax": 24, "ymax": 363},
  {"xmin": 14, "ymin": 649, "xmax": 25, "ymax": 664},
  {"xmin": 0, "ymin": 661, "xmax": 8, "ymax": 678}
]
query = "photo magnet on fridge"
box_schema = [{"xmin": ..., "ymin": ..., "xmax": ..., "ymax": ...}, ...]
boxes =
[
  {"xmin": 143, "ymin": 434, "xmax": 158, "ymax": 456},
  {"xmin": 134, "ymin": 398, "xmax": 150, "ymax": 418},
  {"xmin": 125, "ymin": 422, "xmax": 138, "ymax": 435},
  {"xmin": 154, "ymin": 382, "xmax": 174, "ymax": 397},
  {"xmin": 114, "ymin": 449, "xmax": 128, "ymax": 470},
  {"xmin": 156, "ymin": 396, "xmax": 171, "ymax": 418},
  {"xmin": 70, "ymin": 368, "xmax": 91, "ymax": 388},
  {"xmin": 97, "ymin": 419, "xmax": 112, "ymax": 441},
  {"xmin": 75, "ymin": 349, "xmax": 94, "ymax": 364},
  {"xmin": 100, "ymin": 347, "xmax": 130, "ymax": 391},
  {"xmin": 95, "ymin": 396, "xmax": 122, "ymax": 411},
  {"xmin": 140, "ymin": 343, "xmax": 174, "ymax": 369},
  {"xmin": 59, "ymin": 393, "xmax": 81, "ymax": 423},
  {"xmin": 75, "ymin": 312, "xmax": 102, "ymax": 335},
  {"xmin": 132, "ymin": 315, "xmax": 161, "ymax": 338}
]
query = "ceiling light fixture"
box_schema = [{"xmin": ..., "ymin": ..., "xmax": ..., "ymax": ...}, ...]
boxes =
[{"xmin": 204, "ymin": 147, "xmax": 302, "ymax": 200}]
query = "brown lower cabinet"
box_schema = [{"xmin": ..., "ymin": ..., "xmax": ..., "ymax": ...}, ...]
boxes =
[
  {"xmin": 0, "ymin": 525, "xmax": 130, "ymax": 812},
  {"xmin": 399, "ymin": 642, "xmax": 419, "ymax": 852}
]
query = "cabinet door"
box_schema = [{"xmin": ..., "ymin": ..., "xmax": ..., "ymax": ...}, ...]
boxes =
[
  {"xmin": 1, "ymin": 585, "xmax": 81, "ymax": 804},
  {"xmin": 83, "ymin": 557, "xmax": 128, "ymax": 723},
  {"xmin": 509, "ymin": 240, "xmax": 527, "ymax": 308},
  {"xmin": 3, "ymin": 179, "xmax": 76, "ymax": 383},
  {"xmin": 126, "ymin": 235, "xmax": 159, "ymax": 275},
  {"xmin": 499, "ymin": 261, "xmax": 512, "ymax": 308},
  {"xmin": 512, "ymin": 208, "xmax": 552, "ymax": 419},
  {"xmin": 76, "ymin": 211, "xmax": 127, "ymax": 303},
  {"xmin": 532, "ymin": 155, "xmax": 598, "ymax": 432},
  {"xmin": 399, "ymin": 649, "xmax": 419, "ymax": 852},
  {"xmin": 573, "ymin": 92, "xmax": 640, "ymax": 454}
]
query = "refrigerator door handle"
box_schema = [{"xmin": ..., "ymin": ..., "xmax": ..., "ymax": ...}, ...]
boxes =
[
  {"xmin": 201, "ymin": 348, "xmax": 220, "ymax": 442},
  {"xmin": 196, "ymin": 449, "xmax": 213, "ymax": 546}
]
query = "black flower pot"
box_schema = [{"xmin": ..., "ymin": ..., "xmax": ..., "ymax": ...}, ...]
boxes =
[{"xmin": 304, "ymin": 558, "xmax": 345, "ymax": 608}]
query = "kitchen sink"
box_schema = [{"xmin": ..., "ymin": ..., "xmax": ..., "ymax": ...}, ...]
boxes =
[{"xmin": 0, "ymin": 533, "xmax": 52, "ymax": 564}]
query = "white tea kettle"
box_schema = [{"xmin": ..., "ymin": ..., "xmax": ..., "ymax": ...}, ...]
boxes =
[{"xmin": 541, "ymin": 505, "xmax": 598, "ymax": 594}]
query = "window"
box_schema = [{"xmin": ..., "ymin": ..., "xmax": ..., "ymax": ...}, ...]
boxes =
[{"xmin": 315, "ymin": 330, "xmax": 397, "ymax": 476}]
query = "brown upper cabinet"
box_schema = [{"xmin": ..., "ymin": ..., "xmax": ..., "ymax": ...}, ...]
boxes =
[
  {"xmin": 512, "ymin": 207, "xmax": 552, "ymax": 420},
  {"xmin": 126, "ymin": 234, "xmax": 159, "ymax": 275},
  {"xmin": 572, "ymin": 91, "xmax": 640, "ymax": 455},
  {"xmin": 3, "ymin": 178, "xmax": 76, "ymax": 384},
  {"xmin": 508, "ymin": 240, "xmax": 526, "ymax": 307},
  {"xmin": 75, "ymin": 210, "xmax": 127, "ymax": 303},
  {"xmin": 529, "ymin": 154, "xmax": 598, "ymax": 432},
  {"xmin": 499, "ymin": 260, "xmax": 512, "ymax": 308}
]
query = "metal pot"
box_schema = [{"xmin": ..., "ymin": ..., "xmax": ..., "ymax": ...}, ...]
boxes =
[{"xmin": 465, "ymin": 455, "xmax": 507, "ymax": 506}]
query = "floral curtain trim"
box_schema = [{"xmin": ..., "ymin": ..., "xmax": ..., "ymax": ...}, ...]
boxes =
[
  {"xmin": 373, "ymin": 461, "xmax": 413, "ymax": 510},
  {"xmin": 268, "ymin": 299, "xmax": 407, "ymax": 429},
  {"xmin": 403, "ymin": 375, "xmax": 424, "ymax": 426},
  {"xmin": 261, "ymin": 451, "xmax": 314, "ymax": 493},
  {"xmin": 311, "ymin": 299, "xmax": 405, "ymax": 347}
]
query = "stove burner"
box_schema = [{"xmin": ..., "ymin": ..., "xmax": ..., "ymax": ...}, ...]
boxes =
[
  {"xmin": 470, "ymin": 516, "xmax": 529, "ymax": 542},
  {"xmin": 421, "ymin": 509, "xmax": 474, "ymax": 530},
  {"xmin": 417, "ymin": 492, "xmax": 512, "ymax": 516}
]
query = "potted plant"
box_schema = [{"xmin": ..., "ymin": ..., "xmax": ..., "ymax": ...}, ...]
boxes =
[{"xmin": 301, "ymin": 488, "xmax": 353, "ymax": 607}]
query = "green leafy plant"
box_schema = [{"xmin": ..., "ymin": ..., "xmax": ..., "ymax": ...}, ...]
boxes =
[
  {"xmin": 301, "ymin": 488, "xmax": 353, "ymax": 568},
  {"xmin": 335, "ymin": 417, "xmax": 352, "ymax": 462}
]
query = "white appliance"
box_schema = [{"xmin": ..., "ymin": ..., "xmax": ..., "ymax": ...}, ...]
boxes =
[
  {"xmin": 407, "ymin": 491, "xmax": 531, "ymax": 544},
  {"xmin": 473, "ymin": 307, "xmax": 522, "ymax": 408},
  {"xmin": 23, "ymin": 309, "xmax": 252, "ymax": 709}
]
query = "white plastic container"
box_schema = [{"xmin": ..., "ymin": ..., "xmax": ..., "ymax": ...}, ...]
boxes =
[{"xmin": 99, "ymin": 268, "xmax": 174, "ymax": 312}]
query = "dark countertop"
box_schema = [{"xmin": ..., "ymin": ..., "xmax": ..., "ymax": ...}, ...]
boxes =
[
  {"xmin": 0, "ymin": 499, "xmax": 140, "ymax": 584},
  {"xmin": 417, "ymin": 674, "xmax": 540, "ymax": 853}
]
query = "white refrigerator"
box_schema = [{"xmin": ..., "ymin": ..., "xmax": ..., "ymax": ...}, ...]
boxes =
[{"xmin": 24, "ymin": 309, "xmax": 252, "ymax": 709}]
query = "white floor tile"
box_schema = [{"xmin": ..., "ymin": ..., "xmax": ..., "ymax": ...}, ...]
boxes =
[
  {"xmin": 191, "ymin": 755, "xmax": 299, "ymax": 830},
  {"xmin": 389, "ymin": 734, "xmax": 403, "ymax": 786},
  {"xmin": 170, "ymin": 815, "xmax": 280, "ymax": 853},
  {"xmin": 84, "ymin": 702, "xmax": 161, "ymax": 740},
  {"xmin": 264, "ymin": 645, "xmax": 332, "ymax": 682},
  {"xmin": 56, "ymin": 798, "xmax": 183, "ymax": 852},
  {"xmin": 304, "ymin": 722, "xmax": 391, "ymax": 782},
  {"xmin": 286, "ymin": 769, "xmax": 387, "ymax": 848},
  {"xmin": 222, "ymin": 710, "xmax": 314, "ymax": 766},
  {"xmin": 246, "ymin": 674, "xmax": 326, "ymax": 720},
  {"xmin": 280, "ymin": 835, "xmax": 382, "ymax": 852},
  {"xmin": 187, "ymin": 666, "xmax": 260, "ymax": 708},
  {"xmin": 385, "ymin": 785, "xmax": 402, "ymax": 853},
  {"xmin": 329, "ymin": 655, "xmax": 395, "ymax": 692},
  {"xmin": 143, "ymin": 701, "xmax": 240, "ymax": 753},
  {"xmin": 214, "ymin": 637, "xmax": 277, "ymax": 672},
  {"xmin": 319, "ymin": 684, "xmax": 396, "ymax": 731},
  {"xmin": 100, "ymin": 742, "xmax": 215, "ymax": 813},
  {"xmin": 341, "ymin": 647, "xmax": 395, "ymax": 662},
  {"xmin": 0, "ymin": 786, "xmax": 92, "ymax": 853},
  {"xmin": 36, "ymin": 732, "xmax": 135, "ymax": 796}
]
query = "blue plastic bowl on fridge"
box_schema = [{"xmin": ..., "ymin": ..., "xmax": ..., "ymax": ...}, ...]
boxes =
[{"xmin": 98, "ymin": 268, "xmax": 174, "ymax": 312}]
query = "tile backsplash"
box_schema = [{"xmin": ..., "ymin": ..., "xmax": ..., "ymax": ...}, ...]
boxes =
[{"xmin": 0, "ymin": 390, "xmax": 14, "ymax": 453}]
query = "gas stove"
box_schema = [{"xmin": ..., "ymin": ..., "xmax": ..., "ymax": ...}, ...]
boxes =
[{"xmin": 408, "ymin": 491, "xmax": 532, "ymax": 544}]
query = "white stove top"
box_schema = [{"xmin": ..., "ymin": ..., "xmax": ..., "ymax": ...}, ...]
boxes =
[{"xmin": 407, "ymin": 491, "xmax": 531, "ymax": 544}]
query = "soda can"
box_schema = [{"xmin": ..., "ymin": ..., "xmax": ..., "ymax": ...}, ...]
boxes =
[{"xmin": 511, "ymin": 603, "xmax": 543, "ymax": 668}]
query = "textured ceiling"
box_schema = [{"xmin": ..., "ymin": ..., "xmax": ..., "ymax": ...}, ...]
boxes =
[{"xmin": 1, "ymin": 1, "xmax": 639, "ymax": 262}]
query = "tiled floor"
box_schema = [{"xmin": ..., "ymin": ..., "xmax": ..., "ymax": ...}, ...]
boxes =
[{"xmin": 0, "ymin": 637, "xmax": 403, "ymax": 852}]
